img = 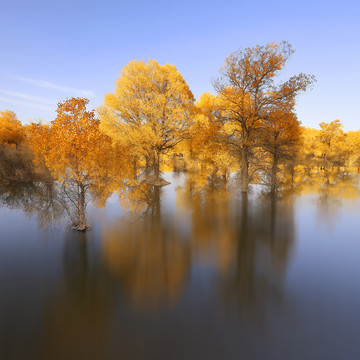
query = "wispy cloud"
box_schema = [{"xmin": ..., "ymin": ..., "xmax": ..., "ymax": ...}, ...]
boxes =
[
  {"xmin": 0, "ymin": 96, "xmax": 54, "ymax": 113},
  {"xmin": 0, "ymin": 89, "xmax": 54, "ymax": 105},
  {"xmin": 5, "ymin": 74, "xmax": 96, "ymax": 99}
]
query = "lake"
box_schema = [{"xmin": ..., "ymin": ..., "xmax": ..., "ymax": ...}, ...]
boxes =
[{"xmin": 1, "ymin": 171, "xmax": 360, "ymax": 360}]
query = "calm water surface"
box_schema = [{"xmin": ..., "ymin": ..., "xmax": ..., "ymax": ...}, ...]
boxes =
[{"xmin": 1, "ymin": 172, "xmax": 360, "ymax": 359}]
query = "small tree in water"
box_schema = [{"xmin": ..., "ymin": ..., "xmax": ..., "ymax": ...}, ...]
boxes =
[{"xmin": 30, "ymin": 98, "xmax": 116, "ymax": 230}]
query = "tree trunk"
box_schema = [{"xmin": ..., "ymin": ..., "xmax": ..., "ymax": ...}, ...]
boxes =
[
  {"xmin": 153, "ymin": 149, "xmax": 160, "ymax": 182},
  {"xmin": 222, "ymin": 172, "xmax": 227, "ymax": 190},
  {"xmin": 78, "ymin": 183, "xmax": 87, "ymax": 230},
  {"xmin": 240, "ymin": 151, "xmax": 249, "ymax": 193},
  {"xmin": 153, "ymin": 185, "xmax": 161, "ymax": 220},
  {"xmin": 133, "ymin": 158, "xmax": 138, "ymax": 179},
  {"xmin": 271, "ymin": 153, "xmax": 278, "ymax": 193}
]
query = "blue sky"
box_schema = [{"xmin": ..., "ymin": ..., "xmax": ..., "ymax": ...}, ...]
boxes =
[{"xmin": 1, "ymin": 0, "xmax": 359, "ymax": 130}]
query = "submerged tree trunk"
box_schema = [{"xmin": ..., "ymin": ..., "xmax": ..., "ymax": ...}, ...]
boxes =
[
  {"xmin": 269, "ymin": 191, "xmax": 276, "ymax": 242},
  {"xmin": 240, "ymin": 150, "xmax": 249, "ymax": 193},
  {"xmin": 270, "ymin": 153, "xmax": 278, "ymax": 193},
  {"xmin": 153, "ymin": 185, "xmax": 161, "ymax": 220},
  {"xmin": 145, "ymin": 149, "xmax": 170, "ymax": 186},
  {"xmin": 153, "ymin": 149, "xmax": 160, "ymax": 182},
  {"xmin": 291, "ymin": 163, "xmax": 294, "ymax": 184},
  {"xmin": 222, "ymin": 172, "xmax": 227, "ymax": 190},
  {"xmin": 76, "ymin": 182, "xmax": 87, "ymax": 231},
  {"xmin": 133, "ymin": 157, "xmax": 138, "ymax": 179}
]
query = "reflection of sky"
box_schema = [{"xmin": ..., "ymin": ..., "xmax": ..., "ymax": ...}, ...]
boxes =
[
  {"xmin": 0, "ymin": 206, "xmax": 60, "ymax": 243},
  {"xmin": 286, "ymin": 194, "xmax": 360, "ymax": 359},
  {"xmin": 1, "ymin": 0, "xmax": 359, "ymax": 130},
  {"xmin": 289, "ymin": 194, "xmax": 360, "ymax": 284}
]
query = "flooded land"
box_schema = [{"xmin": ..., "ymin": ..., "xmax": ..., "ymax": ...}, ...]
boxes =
[{"xmin": 1, "ymin": 170, "xmax": 360, "ymax": 360}]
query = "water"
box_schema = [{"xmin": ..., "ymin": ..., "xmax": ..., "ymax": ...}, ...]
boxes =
[{"xmin": 1, "ymin": 172, "xmax": 360, "ymax": 359}]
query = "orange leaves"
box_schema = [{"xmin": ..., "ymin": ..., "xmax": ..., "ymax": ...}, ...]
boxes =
[
  {"xmin": 220, "ymin": 41, "xmax": 294, "ymax": 93},
  {"xmin": 317, "ymin": 119, "xmax": 348, "ymax": 165},
  {"xmin": 319, "ymin": 119, "xmax": 345, "ymax": 148},
  {"xmin": 262, "ymin": 110, "xmax": 302, "ymax": 155},
  {"xmin": 216, "ymin": 42, "xmax": 315, "ymax": 126},
  {"xmin": 212, "ymin": 42, "xmax": 316, "ymax": 190},
  {"xmin": 29, "ymin": 98, "xmax": 116, "ymax": 186},
  {"xmin": 0, "ymin": 110, "xmax": 24, "ymax": 146},
  {"xmin": 27, "ymin": 122, "xmax": 51, "ymax": 167}
]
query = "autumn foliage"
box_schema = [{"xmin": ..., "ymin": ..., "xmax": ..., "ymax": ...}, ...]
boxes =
[
  {"xmin": 5, "ymin": 41, "xmax": 360, "ymax": 229},
  {"xmin": 28, "ymin": 98, "xmax": 124, "ymax": 229},
  {"xmin": 99, "ymin": 59, "xmax": 195, "ymax": 184},
  {"xmin": 213, "ymin": 42, "xmax": 315, "ymax": 191},
  {"xmin": 0, "ymin": 110, "xmax": 24, "ymax": 146}
]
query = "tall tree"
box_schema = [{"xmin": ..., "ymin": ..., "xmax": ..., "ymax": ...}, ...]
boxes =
[
  {"xmin": 98, "ymin": 59, "xmax": 195, "ymax": 185},
  {"xmin": 214, "ymin": 41, "xmax": 315, "ymax": 192}
]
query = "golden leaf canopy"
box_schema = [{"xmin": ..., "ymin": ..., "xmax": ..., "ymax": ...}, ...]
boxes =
[{"xmin": 99, "ymin": 59, "xmax": 195, "ymax": 165}]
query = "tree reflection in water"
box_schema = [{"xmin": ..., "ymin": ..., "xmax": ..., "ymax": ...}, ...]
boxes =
[
  {"xmin": 1, "ymin": 167, "xmax": 359, "ymax": 332},
  {"xmin": 175, "ymin": 171, "xmax": 295, "ymax": 322},
  {"xmin": 102, "ymin": 179, "xmax": 192, "ymax": 310},
  {"xmin": 220, "ymin": 191, "xmax": 295, "ymax": 323},
  {"xmin": 0, "ymin": 177, "xmax": 103, "ymax": 231},
  {"xmin": 0, "ymin": 180, "xmax": 64, "ymax": 229},
  {"xmin": 99, "ymin": 169, "xmax": 297, "ymax": 319},
  {"xmin": 42, "ymin": 231, "xmax": 115, "ymax": 360}
]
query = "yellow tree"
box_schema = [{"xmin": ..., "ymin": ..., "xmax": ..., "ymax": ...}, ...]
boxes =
[
  {"xmin": 300, "ymin": 126, "xmax": 323, "ymax": 177},
  {"xmin": 98, "ymin": 59, "xmax": 195, "ymax": 185},
  {"xmin": 27, "ymin": 122, "xmax": 51, "ymax": 167},
  {"xmin": 186, "ymin": 92, "xmax": 236, "ymax": 183},
  {"xmin": 0, "ymin": 110, "xmax": 24, "ymax": 146},
  {"xmin": 346, "ymin": 130, "xmax": 360, "ymax": 168},
  {"xmin": 30, "ymin": 98, "xmax": 120, "ymax": 230},
  {"xmin": 261, "ymin": 104, "xmax": 302, "ymax": 191},
  {"xmin": 214, "ymin": 42, "xmax": 315, "ymax": 192},
  {"xmin": 318, "ymin": 119, "xmax": 346, "ymax": 168},
  {"xmin": 0, "ymin": 110, "xmax": 40, "ymax": 183}
]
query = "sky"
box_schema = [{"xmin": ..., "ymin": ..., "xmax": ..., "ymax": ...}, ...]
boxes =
[{"xmin": 1, "ymin": 0, "xmax": 359, "ymax": 130}]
